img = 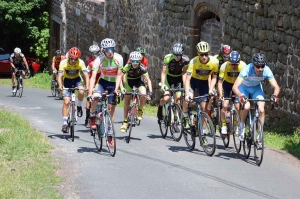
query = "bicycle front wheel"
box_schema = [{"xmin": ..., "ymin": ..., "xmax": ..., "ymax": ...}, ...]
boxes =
[
  {"xmin": 127, "ymin": 106, "xmax": 135, "ymax": 143},
  {"xmin": 170, "ymin": 103, "xmax": 183, "ymax": 142},
  {"xmin": 243, "ymin": 116, "xmax": 251, "ymax": 159},
  {"xmin": 253, "ymin": 118, "xmax": 264, "ymax": 166},
  {"xmin": 158, "ymin": 105, "xmax": 168, "ymax": 138},
  {"xmin": 51, "ymin": 81, "xmax": 56, "ymax": 97},
  {"xmin": 18, "ymin": 78, "xmax": 23, "ymax": 98},
  {"xmin": 199, "ymin": 112, "xmax": 216, "ymax": 156},
  {"xmin": 231, "ymin": 109, "xmax": 241, "ymax": 153},
  {"xmin": 103, "ymin": 112, "xmax": 116, "ymax": 157},
  {"xmin": 70, "ymin": 103, "xmax": 75, "ymax": 142},
  {"xmin": 93, "ymin": 124, "xmax": 103, "ymax": 151}
]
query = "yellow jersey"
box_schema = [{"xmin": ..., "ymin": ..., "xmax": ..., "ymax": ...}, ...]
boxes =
[
  {"xmin": 187, "ymin": 55, "xmax": 219, "ymax": 80},
  {"xmin": 219, "ymin": 61, "xmax": 246, "ymax": 84},
  {"xmin": 58, "ymin": 58, "xmax": 87, "ymax": 79}
]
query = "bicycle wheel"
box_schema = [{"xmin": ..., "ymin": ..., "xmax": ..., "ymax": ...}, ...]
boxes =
[
  {"xmin": 158, "ymin": 105, "xmax": 168, "ymax": 138},
  {"xmin": 18, "ymin": 78, "xmax": 23, "ymax": 98},
  {"xmin": 254, "ymin": 118, "xmax": 264, "ymax": 166},
  {"xmin": 243, "ymin": 116, "xmax": 251, "ymax": 159},
  {"xmin": 70, "ymin": 103, "xmax": 75, "ymax": 142},
  {"xmin": 170, "ymin": 103, "xmax": 183, "ymax": 142},
  {"xmin": 93, "ymin": 124, "xmax": 103, "ymax": 151},
  {"xmin": 127, "ymin": 106, "xmax": 135, "ymax": 143},
  {"xmin": 183, "ymin": 128, "xmax": 196, "ymax": 150},
  {"xmin": 232, "ymin": 109, "xmax": 241, "ymax": 153},
  {"xmin": 103, "ymin": 112, "xmax": 116, "ymax": 157},
  {"xmin": 198, "ymin": 112, "xmax": 216, "ymax": 156},
  {"xmin": 51, "ymin": 81, "xmax": 56, "ymax": 97}
]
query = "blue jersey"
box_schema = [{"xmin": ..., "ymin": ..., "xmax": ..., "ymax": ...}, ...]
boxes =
[{"xmin": 238, "ymin": 63, "xmax": 274, "ymax": 87}]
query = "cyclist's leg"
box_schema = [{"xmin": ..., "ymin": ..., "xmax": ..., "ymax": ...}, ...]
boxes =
[
  {"xmin": 89, "ymin": 79, "xmax": 103, "ymax": 129},
  {"xmin": 221, "ymin": 81, "xmax": 232, "ymax": 134},
  {"xmin": 237, "ymin": 85, "xmax": 251, "ymax": 140},
  {"xmin": 120, "ymin": 81, "xmax": 132, "ymax": 132},
  {"xmin": 159, "ymin": 74, "xmax": 171, "ymax": 106},
  {"xmin": 252, "ymin": 85, "xmax": 265, "ymax": 126},
  {"xmin": 11, "ymin": 67, "xmax": 17, "ymax": 91},
  {"xmin": 105, "ymin": 80, "xmax": 117, "ymax": 123},
  {"xmin": 75, "ymin": 77, "xmax": 84, "ymax": 117},
  {"xmin": 62, "ymin": 78, "xmax": 72, "ymax": 132}
]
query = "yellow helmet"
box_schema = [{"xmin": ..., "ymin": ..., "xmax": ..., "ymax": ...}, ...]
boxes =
[{"xmin": 196, "ymin": 41, "xmax": 210, "ymax": 53}]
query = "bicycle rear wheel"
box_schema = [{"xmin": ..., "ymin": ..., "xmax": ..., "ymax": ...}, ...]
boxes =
[
  {"xmin": 158, "ymin": 105, "xmax": 168, "ymax": 138},
  {"xmin": 51, "ymin": 81, "xmax": 56, "ymax": 97},
  {"xmin": 93, "ymin": 124, "xmax": 103, "ymax": 151},
  {"xmin": 170, "ymin": 103, "xmax": 183, "ymax": 142},
  {"xmin": 232, "ymin": 109, "xmax": 241, "ymax": 153},
  {"xmin": 103, "ymin": 112, "xmax": 116, "ymax": 157},
  {"xmin": 183, "ymin": 127, "xmax": 195, "ymax": 150},
  {"xmin": 243, "ymin": 116, "xmax": 251, "ymax": 159},
  {"xmin": 127, "ymin": 106, "xmax": 135, "ymax": 143},
  {"xmin": 199, "ymin": 112, "xmax": 216, "ymax": 156},
  {"xmin": 254, "ymin": 118, "xmax": 264, "ymax": 166},
  {"xmin": 18, "ymin": 78, "xmax": 23, "ymax": 98},
  {"xmin": 70, "ymin": 103, "xmax": 75, "ymax": 142}
]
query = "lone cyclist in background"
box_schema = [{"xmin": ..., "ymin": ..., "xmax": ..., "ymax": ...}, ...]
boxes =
[
  {"xmin": 51, "ymin": 50, "xmax": 66, "ymax": 82},
  {"xmin": 10, "ymin": 47, "xmax": 30, "ymax": 93}
]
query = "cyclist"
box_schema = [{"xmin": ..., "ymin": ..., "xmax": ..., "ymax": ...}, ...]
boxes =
[
  {"xmin": 57, "ymin": 47, "xmax": 89, "ymax": 133},
  {"xmin": 10, "ymin": 47, "xmax": 30, "ymax": 93},
  {"xmin": 51, "ymin": 50, "xmax": 66, "ymax": 82},
  {"xmin": 157, "ymin": 43, "xmax": 189, "ymax": 120},
  {"xmin": 115, "ymin": 51, "xmax": 153, "ymax": 132},
  {"xmin": 214, "ymin": 44, "xmax": 232, "ymax": 68},
  {"xmin": 217, "ymin": 51, "xmax": 246, "ymax": 135},
  {"xmin": 88, "ymin": 38, "xmax": 123, "ymax": 147},
  {"xmin": 182, "ymin": 41, "xmax": 219, "ymax": 128},
  {"xmin": 84, "ymin": 44, "xmax": 102, "ymax": 128},
  {"xmin": 232, "ymin": 53, "xmax": 280, "ymax": 142}
]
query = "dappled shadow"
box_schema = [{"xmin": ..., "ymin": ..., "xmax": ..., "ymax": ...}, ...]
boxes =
[
  {"xmin": 115, "ymin": 135, "xmax": 142, "ymax": 142},
  {"xmin": 167, "ymin": 145, "xmax": 207, "ymax": 157},
  {"xmin": 147, "ymin": 134, "xmax": 174, "ymax": 141},
  {"xmin": 48, "ymin": 133, "xmax": 80, "ymax": 142}
]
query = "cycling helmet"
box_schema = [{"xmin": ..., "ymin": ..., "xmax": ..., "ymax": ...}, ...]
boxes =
[
  {"xmin": 172, "ymin": 43, "xmax": 184, "ymax": 55},
  {"xmin": 220, "ymin": 45, "xmax": 232, "ymax": 55},
  {"xmin": 136, "ymin": 46, "xmax": 146, "ymax": 54},
  {"xmin": 196, "ymin": 41, "xmax": 210, "ymax": 53},
  {"xmin": 89, "ymin": 45, "xmax": 100, "ymax": 53},
  {"xmin": 129, "ymin": 51, "xmax": 142, "ymax": 61},
  {"xmin": 68, "ymin": 47, "xmax": 81, "ymax": 59},
  {"xmin": 55, "ymin": 50, "xmax": 61, "ymax": 56},
  {"xmin": 252, "ymin": 53, "xmax": 267, "ymax": 65},
  {"xmin": 101, "ymin": 38, "xmax": 116, "ymax": 48},
  {"xmin": 229, "ymin": 51, "xmax": 240, "ymax": 64},
  {"xmin": 14, "ymin": 47, "xmax": 21, "ymax": 54}
]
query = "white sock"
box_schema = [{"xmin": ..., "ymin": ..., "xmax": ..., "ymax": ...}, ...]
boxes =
[
  {"xmin": 63, "ymin": 117, "xmax": 68, "ymax": 125},
  {"xmin": 240, "ymin": 122, "xmax": 245, "ymax": 128},
  {"xmin": 90, "ymin": 112, "xmax": 95, "ymax": 117},
  {"xmin": 77, "ymin": 100, "xmax": 82, "ymax": 106},
  {"xmin": 183, "ymin": 112, "xmax": 188, "ymax": 117}
]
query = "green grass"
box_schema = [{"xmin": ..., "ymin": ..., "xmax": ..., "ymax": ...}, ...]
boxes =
[{"xmin": 0, "ymin": 109, "xmax": 62, "ymax": 198}]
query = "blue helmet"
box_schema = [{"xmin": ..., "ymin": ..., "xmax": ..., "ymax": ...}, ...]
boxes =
[{"xmin": 229, "ymin": 51, "xmax": 240, "ymax": 64}]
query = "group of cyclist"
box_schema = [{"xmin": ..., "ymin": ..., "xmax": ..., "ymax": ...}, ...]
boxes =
[{"xmin": 48, "ymin": 37, "xmax": 280, "ymax": 149}]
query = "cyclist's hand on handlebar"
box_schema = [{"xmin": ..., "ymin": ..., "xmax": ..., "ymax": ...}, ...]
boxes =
[
  {"xmin": 185, "ymin": 95, "xmax": 190, "ymax": 102},
  {"xmin": 240, "ymin": 95, "xmax": 246, "ymax": 103},
  {"xmin": 209, "ymin": 89, "xmax": 217, "ymax": 96},
  {"xmin": 147, "ymin": 92, "xmax": 152, "ymax": 100},
  {"xmin": 160, "ymin": 85, "xmax": 166, "ymax": 93},
  {"xmin": 58, "ymin": 86, "xmax": 63, "ymax": 91},
  {"xmin": 53, "ymin": 70, "xmax": 57, "ymax": 74},
  {"xmin": 120, "ymin": 88, "xmax": 126, "ymax": 94},
  {"xmin": 218, "ymin": 95, "xmax": 224, "ymax": 101},
  {"xmin": 271, "ymin": 94, "xmax": 278, "ymax": 103},
  {"xmin": 87, "ymin": 95, "xmax": 93, "ymax": 102},
  {"xmin": 13, "ymin": 68, "xmax": 18, "ymax": 73}
]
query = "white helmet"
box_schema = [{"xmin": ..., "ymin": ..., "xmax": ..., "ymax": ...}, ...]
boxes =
[
  {"xmin": 129, "ymin": 51, "xmax": 142, "ymax": 61},
  {"xmin": 14, "ymin": 47, "xmax": 21, "ymax": 54},
  {"xmin": 89, "ymin": 45, "xmax": 100, "ymax": 53},
  {"xmin": 101, "ymin": 38, "xmax": 116, "ymax": 48}
]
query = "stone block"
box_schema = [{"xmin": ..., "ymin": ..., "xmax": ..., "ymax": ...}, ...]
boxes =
[
  {"xmin": 278, "ymin": 52, "xmax": 287, "ymax": 64},
  {"xmin": 278, "ymin": 43, "xmax": 288, "ymax": 53}
]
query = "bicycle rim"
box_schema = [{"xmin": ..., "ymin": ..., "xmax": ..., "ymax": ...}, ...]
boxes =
[
  {"xmin": 104, "ymin": 112, "xmax": 116, "ymax": 157},
  {"xmin": 93, "ymin": 125, "xmax": 103, "ymax": 151},
  {"xmin": 18, "ymin": 79, "xmax": 23, "ymax": 98},
  {"xmin": 170, "ymin": 103, "xmax": 183, "ymax": 142},
  {"xmin": 232, "ymin": 109, "xmax": 241, "ymax": 153},
  {"xmin": 199, "ymin": 112, "xmax": 216, "ymax": 156},
  {"xmin": 127, "ymin": 106, "xmax": 135, "ymax": 143},
  {"xmin": 243, "ymin": 116, "xmax": 251, "ymax": 159},
  {"xmin": 70, "ymin": 103, "xmax": 75, "ymax": 142},
  {"xmin": 183, "ymin": 128, "xmax": 195, "ymax": 150},
  {"xmin": 254, "ymin": 119, "xmax": 264, "ymax": 166},
  {"xmin": 218, "ymin": 118, "xmax": 230, "ymax": 148},
  {"xmin": 51, "ymin": 81, "xmax": 56, "ymax": 97},
  {"xmin": 158, "ymin": 105, "xmax": 168, "ymax": 138}
]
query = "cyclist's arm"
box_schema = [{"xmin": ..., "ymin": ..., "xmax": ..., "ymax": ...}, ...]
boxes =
[
  {"xmin": 269, "ymin": 78, "xmax": 280, "ymax": 97},
  {"xmin": 160, "ymin": 65, "xmax": 167, "ymax": 86},
  {"xmin": 217, "ymin": 79, "xmax": 223, "ymax": 98},
  {"xmin": 51, "ymin": 57, "xmax": 56, "ymax": 71},
  {"xmin": 144, "ymin": 74, "xmax": 152, "ymax": 92},
  {"xmin": 22, "ymin": 57, "xmax": 29, "ymax": 70},
  {"xmin": 57, "ymin": 72, "xmax": 63, "ymax": 89},
  {"xmin": 209, "ymin": 74, "xmax": 218, "ymax": 92},
  {"xmin": 88, "ymin": 70, "xmax": 97, "ymax": 96},
  {"xmin": 115, "ymin": 69, "xmax": 124, "ymax": 92},
  {"xmin": 232, "ymin": 77, "xmax": 244, "ymax": 97},
  {"xmin": 83, "ymin": 71, "xmax": 89, "ymax": 89},
  {"xmin": 10, "ymin": 57, "xmax": 16, "ymax": 69},
  {"xmin": 184, "ymin": 74, "xmax": 192, "ymax": 98},
  {"xmin": 182, "ymin": 66, "xmax": 187, "ymax": 87}
]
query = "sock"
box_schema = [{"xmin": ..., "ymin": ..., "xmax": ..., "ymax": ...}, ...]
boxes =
[
  {"xmin": 221, "ymin": 119, "xmax": 226, "ymax": 126},
  {"xmin": 90, "ymin": 111, "xmax": 95, "ymax": 117},
  {"xmin": 240, "ymin": 122, "xmax": 245, "ymax": 128},
  {"xmin": 183, "ymin": 112, "xmax": 188, "ymax": 117},
  {"xmin": 77, "ymin": 100, "xmax": 82, "ymax": 106},
  {"xmin": 63, "ymin": 117, "xmax": 68, "ymax": 125},
  {"xmin": 206, "ymin": 110, "xmax": 211, "ymax": 118}
]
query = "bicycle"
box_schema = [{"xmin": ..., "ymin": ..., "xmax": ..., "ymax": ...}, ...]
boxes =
[
  {"xmin": 12, "ymin": 70, "xmax": 23, "ymax": 98},
  {"xmin": 122, "ymin": 86, "xmax": 148, "ymax": 143},
  {"xmin": 182, "ymin": 95, "xmax": 216, "ymax": 156},
  {"xmin": 91, "ymin": 92, "xmax": 118, "ymax": 157},
  {"xmin": 242, "ymin": 98, "xmax": 274, "ymax": 166},
  {"xmin": 51, "ymin": 73, "xmax": 63, "ymax": 99},
  {"xmin": 158, "ymin": 84, "xmax": 184, "ymax": 142}
]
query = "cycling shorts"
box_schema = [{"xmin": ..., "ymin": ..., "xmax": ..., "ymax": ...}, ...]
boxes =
[
  {"xmin": 11, "ymin": 63, "xmax": 25, "ymax": 72},
  {"xmin": 238, "ymin": 84, "xmax": 264, "ymax": 100},
  {"xmin": 63, "ymin": 77, "xmax": 83, "ymax": 97},
  {"xmin": 223, "ymin": 81, "xmax": 239, "ymax": 103},
  {"xmin": 125, "ymin": 78, "xmax": 146, "ymax": 92},
  {"xmin": 189, "ymin": 77, "xmax": 209, "ymax": 102},
  {"xmin": 96, "ymin": 78, "xmax": 116, "ymax": 105},
  {"xmin": 163, "ymin": 74, "xmax": 183, "ymax": 95}
]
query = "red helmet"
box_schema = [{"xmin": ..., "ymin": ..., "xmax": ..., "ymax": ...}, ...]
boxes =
[
  {"xmin": 220, "ymin": 45, "xmax": 232, "ymax": 54},
  {"xmin": 68, "ymin": 47, "xmax": 81, "ymax": 59}
]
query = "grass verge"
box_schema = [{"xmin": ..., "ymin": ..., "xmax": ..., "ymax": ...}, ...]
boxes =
[{"xmin": 0, "ymin": 109, "xmax": 62, "ymax": 198}]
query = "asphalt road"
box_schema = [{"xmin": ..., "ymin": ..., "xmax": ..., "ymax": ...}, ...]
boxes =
[{"xmin": 0, "ymin": 85, "xmax": 299, "ymax": 199}]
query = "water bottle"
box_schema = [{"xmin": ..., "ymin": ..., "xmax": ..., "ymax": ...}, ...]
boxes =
[
  {"xmin": 226, "ymin": 112, "xmax": 230, "ymax": 123},
  {"xmin": 212, "ymin": 107, "xmax": 217, "ymax": 118},
  {"xmin": 189, "ymin": 114, "xmax": 194, "ymax": 125}
]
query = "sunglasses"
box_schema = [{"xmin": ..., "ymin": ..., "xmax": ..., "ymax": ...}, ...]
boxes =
[
  {"xmin": 70, "ymin": 57, "xmax": 78, "ymax": 62},
  {"xmin": 105, "ymin": 47, "xmax": 115, "ymax": 52},
  {"xmin": 131, "ymin": 60, "xmax": 140, "ymax": 64},
  {"xmin": 91, "ymin": 52, "xmax": 99, "ymax": 56},
  {"xmin": 230, "ymin": 63, "xmax": 238, "ymax": 67},
  {"xmin": 254, "ymin": 64, "xmax": 265, "ymax": 69},
  {"xmin": 199, "ymin": 53, "xmax": 209, "ymax": 57}
]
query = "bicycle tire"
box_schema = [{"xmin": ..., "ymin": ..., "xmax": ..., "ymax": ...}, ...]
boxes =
[
  {"xmin": 198, "ymin": 112, "xmax": 216, "ymax": 156},
  {"xmin": 93, "ymin": 124, "xmax": 103, "ymax": 151},
  {"xmin": 51, "ymin": 81, "xmax": 56, "ymax": 97},
  {"xmin": 104, "ymin": 112, "xmax": 116, "ymax": 157},
  {"xmin": 170, "ymin": 103, "xmax": 183, "ymax": 142},
  {"xmin": 18, "ymin": 78, "xmax": 23, "ymax": 98},
  {"xmin": 183, "ymin": 128, "xmax": 196, "ymax": 150},
  {"xmin": 127, "ymin": 106, "xmax": 135, "ymax": 143},
  {"xmin": 254, "ymin": 118, "xmax": 264, "ymax": 166},
  {"xmin": 158, "ymin": 105, "xmax": 168, "ymax": 138},
  {"xmin": 232, "ymin": 109, "xmax": 241, "ymax": 153},
  {"xmin": 243, "ymin": 116, "xmax": 251, "ymax": 159},
  {"xmin": 70, "ymin": 103, "xmax": 75, "ymax": 142}
]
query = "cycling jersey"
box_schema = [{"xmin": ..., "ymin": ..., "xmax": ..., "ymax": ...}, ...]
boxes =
[
  {"xmin": 87, "ymin": 55, "xmax": 101, "ymax": 80},
  {"xmin": 58, "ymin": 58, "xmax": 87, "ymax": 79},
  {"xmin": 219, "ymin": 61, "xmax": 246, "ymax": 84},
  {"xmin": 122, "ymin": 63, "xmax": 148, "ymax": 79},
  {"xmin": 163, "ymin": 54, "xmax": 189, "ymax": 77},
  {"xmin": 52, "ymin": 55, "xmax": 66, "ymax": 69},
  {"xmin": 238, "ymin": 63, "xmax": 274, "ymax": 87},
  {"xmin": 10, "ymin": 53, "xmax": 25, "ymax": 65},
  {"xmin": 187, "ymin": 55, "xmax": 219, "ymax": 80},
  {"xmin": 92, "ymin": 53, "xmax": 123, "ymax": 82}
]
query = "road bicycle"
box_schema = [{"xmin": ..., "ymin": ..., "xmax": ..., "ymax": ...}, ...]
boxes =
[
  {"xmin": 158, "ymin": 84, "xmax": 184, "ymax": 142},
  {"xmin": 51, "ymin": 74, "xmax": 63, "ymax": 99},
  {"xmin": 182, "ymin": 95, "xmax": 216, "ymax": 156},
  {"xmin": 12, "ymin": 70, "xmax": 23, "ymax": 98},
  {"xmin": 91, "ymin": 92, "xmax": 118, "ymax": 157},
  {"xmin": 242, "ymin": 98, "xmax": 274, "ymax": 166}
]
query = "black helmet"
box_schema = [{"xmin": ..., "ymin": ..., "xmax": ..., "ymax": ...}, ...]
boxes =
[
  {"xmin": 172, "ymin": 43, "xmax": 184, "ymax": 55},
  {"xmin": 136, "ymin": 46, "xmax": 146, "ymax": 54},
  {"xmin": 55, "ymin": 50, "xmax": 62, "ymax": 56},
  {"xmin": 252, "ymin": 53, "xmax": 266, "ymax": 65}
]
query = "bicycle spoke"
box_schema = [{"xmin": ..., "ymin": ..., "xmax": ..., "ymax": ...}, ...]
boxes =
[
  {"xmin": 183, "ymin": 128, "xmax": 195, "ymax": 150},
  {"xmin": 232, "ymin": 109, "xmax": 241, "ymax": 153},
  {"xmin": 158, "ymin": 105, "xmax": 168, "ymax": 138},
  {"xmin": 93, "ymin": 125, "xmax": 103, "ymax": 151},
  {"xmin": 127, "ymin": 106, "xmax": 135, "ymax": 143},
  {"xmin": 254, "ymin": 119, "xmax": 264, "ymax": 166},
  {"xmin": 243, "ymin": 116, "xmax": 251, "ymax": 159},
  {"xmin": 170, "ymin": 104, "xmax": 183, "ymax": 142},
  {"xmin": 199, "ymin": 112, "xmax": 216, "ymax": 156},
  {"xmin": 104, "ymin": 112, "xmax": 116, "ymax": 157}
]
